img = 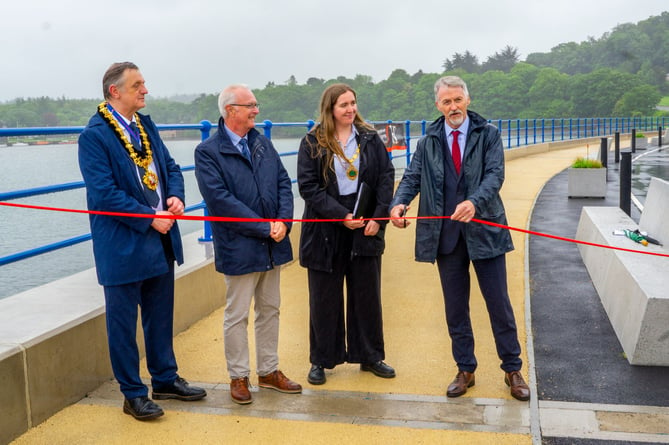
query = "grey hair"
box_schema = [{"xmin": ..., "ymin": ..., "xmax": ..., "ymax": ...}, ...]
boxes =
[
  {"xmin": 102, "ymin": 62, "xmax": 139, "ymax": 100},
  {"xmin": 433, "ymin": 76, "xmax": 469, "ymax": 100},
  {"xmin": 218, "ymin": 84, "xmax": 250, "ymax": 118}
]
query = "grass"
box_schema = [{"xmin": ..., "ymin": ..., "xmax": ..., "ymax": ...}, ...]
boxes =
[
  {"xmin": 659, "ymin": 96, "xmax": 669, "ymax": 107},
  {"xmin": 572, "ymin": 157, "xmax": 603, "ymax": 168}
]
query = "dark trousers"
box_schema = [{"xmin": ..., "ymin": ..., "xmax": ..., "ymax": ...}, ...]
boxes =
[
  {"xmin": 308, "ymin": 226, "xmax": 385, "ymax": 369},
  {"xmin": 436, "ymin": 236, "xmax": 522, "ymax": 373},
  {"xmin": 103, "ymin": 263, "xmax": 178, "ymax": 399}
]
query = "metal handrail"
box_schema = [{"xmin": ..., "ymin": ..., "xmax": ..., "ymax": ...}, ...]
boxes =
[{"xmin": 1, "ymin": 116, "xmax": 667, "ymax": 268}]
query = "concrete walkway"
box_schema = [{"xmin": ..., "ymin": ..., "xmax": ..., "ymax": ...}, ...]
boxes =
[{"xmin": 10, "ymin": 144, "xmax": 669, "ymax": 444}]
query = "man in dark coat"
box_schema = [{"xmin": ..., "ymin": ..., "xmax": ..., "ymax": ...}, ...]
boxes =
[
  {"xmin": 194, "ymin": 84, "xmax": 301, "ymax": 405},
  {"xmin": 78, "ymin": 62, "xmax": 205, "ymax": 421},
  {"xmin": 389, "ymin": 75, "xmax": 530, "ymax": 402}
]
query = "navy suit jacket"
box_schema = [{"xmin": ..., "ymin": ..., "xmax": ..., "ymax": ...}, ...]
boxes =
[{"xmin": 78, "ymin": 111, "xmax": 185, "ymax": 286}]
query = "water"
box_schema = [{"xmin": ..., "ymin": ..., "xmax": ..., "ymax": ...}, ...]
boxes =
[{"xmin": 0, "ymin": 138, "xmax": 307, "ymax": 300}]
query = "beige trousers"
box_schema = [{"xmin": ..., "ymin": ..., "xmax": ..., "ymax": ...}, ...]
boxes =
[{"xmin": 223, "ymin": 268, "xmax": 281, "ymax": 379}]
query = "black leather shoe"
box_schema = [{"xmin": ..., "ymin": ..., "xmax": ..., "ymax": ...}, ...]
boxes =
[
  {"xmin": 360, "ymin": 361, "xmax": 396, "ymax": 378},
  {"xmin": 307, "ymin": 364, "xmax": 326, "ymax": 385},
  {"xmin": 123, "ymin": 396, "xmax": 164, "ymax": 421},
  {"xmin": 152, "ymin": 376, "xmax": 207, "ymax": 401}
]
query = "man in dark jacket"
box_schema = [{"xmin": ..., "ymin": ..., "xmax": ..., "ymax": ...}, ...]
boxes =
[
  {"xmin": 78, "ymin": 62, "xmax": 206, "ymax": 421},
  {"xmin": 194, "ymin": 84, "xmax": 301, "ymax": 405},
  {"xmin": 389, "ymin": 76, "xmax": 530, "ymax": 401}
]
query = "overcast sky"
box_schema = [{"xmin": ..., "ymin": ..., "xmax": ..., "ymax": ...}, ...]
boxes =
[{"xmin": 0, "ymin": 0, "xmax": 666, "ymax": 102}]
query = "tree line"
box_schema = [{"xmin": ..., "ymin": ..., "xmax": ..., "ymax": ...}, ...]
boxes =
[{"xmin": 1, "ymin": 12, "xmax": 667, "ymax": 129}]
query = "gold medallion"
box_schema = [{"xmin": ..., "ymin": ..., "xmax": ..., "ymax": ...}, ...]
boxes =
[
  {"xmin": 143, "ymin": 170, "xmax": 158, "ymax": 190},
  {"xmin": 340, "ymin": 144, "xmax": 360, "ymax": 181},
  {"xmin": 346, "ymin": 164, "xmax": 358, "ymax": 180}
]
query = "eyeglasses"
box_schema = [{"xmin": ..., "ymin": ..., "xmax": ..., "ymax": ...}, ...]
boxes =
[{"xmin": 229, "ymin": 103, "xmax": 260, "ymax": 109}]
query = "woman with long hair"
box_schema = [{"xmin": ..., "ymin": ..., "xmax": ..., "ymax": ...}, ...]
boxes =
[{"xmin": 297, "ymin": 83, "xmax": 395, "ymax": 385}]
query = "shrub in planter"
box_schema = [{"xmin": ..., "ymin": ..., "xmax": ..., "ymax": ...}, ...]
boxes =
[
  {"xmin": 571, "ymin": 157, "xmax": 603, "ymax": 169},
  {"xmin": 635, "ymin": 132, "xmax": 648, "ymax": 149},
  {"xmin": 568, "ymin": 157, "xmax": 606, "ymax": 198}
]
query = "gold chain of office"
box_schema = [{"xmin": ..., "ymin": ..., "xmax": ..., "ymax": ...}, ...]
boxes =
[
  {"xmin": 340, "ymin": 144, "xmax": 360, "ymax": 180},
  {"xmin": 97, "ymin": 102, "xmax": 158, "ymax": 190}
]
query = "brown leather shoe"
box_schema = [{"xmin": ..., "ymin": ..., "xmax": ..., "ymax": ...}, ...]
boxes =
[
  {"xmin": 505, "ymin": 371, "xmax": 530, "ymax": 401},
  {"xmin": 230, "ymin": 377, "xmax": 252, "ymax": 404},
  {"xmin": 446, "ymin": 371, "xmax": 475, "ymax": 397},
  {"xmin": 258, "ymin": 370, "xmax": 302, "ymax": 394}
]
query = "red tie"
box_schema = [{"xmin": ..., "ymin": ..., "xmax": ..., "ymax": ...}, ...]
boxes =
[{"xmin": 451, "ymin": 130, "xmax": 461, "ymax": 174}]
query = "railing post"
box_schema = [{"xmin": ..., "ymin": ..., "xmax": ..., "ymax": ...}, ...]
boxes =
[
  {"xmin": 199, "ymin": 120, "xmax": 212, "ymax": 141},
  {"xmin": 263, "ymin": 120, "xmax": 273, "ymax": 139},
  {"xmin": 540, "ymin": 119, "xmax": 545, "ymax": 143},
  {"xmin": 600, "ymin": 137, "xmax": 608, "ymax": 170},
  {"xmin": 631, "ymin": 128, "xmax": 636, "ymax": 153},
  {"xmin": 620, "ymin": 151, "xmax": 632, "ymax": 216},
  {"xmin": 198, "ymin": 204, "xmax": 213, "ymax": 243},
  {"xmin": 404, "ymin": 120, "xmax": 411, "ymax": 165},
  {"xmin": 198, "ymin": 120, "xmax": 213, "ymax": 242},
  {"xmin": 506, "ymin": 119, "xmax": 511, "ymax": 148},
  {"xmin": 531, "ymin": 119, "xmax": 535, "ymax": 145},
  {"xmin": 386, "ymin": 120, "xmax": 394, "ymax": 160},
  {"xmin": 614, "ymin": 132, "xmax": 620, "ymax": 163}
]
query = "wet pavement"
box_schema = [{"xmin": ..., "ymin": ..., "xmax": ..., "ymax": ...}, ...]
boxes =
[
  {"xmin": 631, "ymin": 146, "xmax": 669, "ymax": 205},
  {"xmin": 530, "ymin": 144, "xmax": 669, "ymax": 444}
]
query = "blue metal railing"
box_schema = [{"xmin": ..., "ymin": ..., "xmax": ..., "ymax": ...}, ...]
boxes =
[{"xmin": 1, "ymin": 116, "xmax": 667, "ymax": 268}]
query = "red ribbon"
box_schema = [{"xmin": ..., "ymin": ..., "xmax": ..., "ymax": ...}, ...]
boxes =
[{"xmin": 1, "ymin": 200, "xmax": 667, "ymax": 258}]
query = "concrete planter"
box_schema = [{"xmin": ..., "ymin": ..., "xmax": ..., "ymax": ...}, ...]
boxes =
[
  {"xmin": 634, "ymin": 137, "xmax": 649, "ymax": 150},
  {"xmin": 568, "ymin": 167, "xmax": 607, "ymax": 198}
]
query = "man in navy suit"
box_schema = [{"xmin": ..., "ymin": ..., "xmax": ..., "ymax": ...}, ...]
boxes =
[
  {"xmin": 389, "ymin": 76, "xmax": 530, "ymax": 401},
  {"xmin": 78, "ymin": 62, "xmax": 205, "ymax": 420}
]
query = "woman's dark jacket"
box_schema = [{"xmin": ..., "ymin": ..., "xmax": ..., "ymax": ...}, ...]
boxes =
[
  {"xmin": 194, "ymin": 117, "xmax": 293, "ymax": 276},
  {"xmin": 297, "ymin": 126, "xmax": 395, "ymax": 272}
]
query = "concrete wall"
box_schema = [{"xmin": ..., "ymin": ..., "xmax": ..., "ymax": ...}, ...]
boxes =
[
  {"xmin": 639, "ymin": 177, "xmax": 669, "ymax": 247},
  {"xmin": 0, "ymin": 267, "xmax": 109, "ymax": 445},
  {"xmin": 576, "ymin": 206, "xmax": 669, "ymax": 365},
  {"xmin": 0, "ymin": 226, "xmax": 303, "ymax": 445},
  {"xmin": 0, "ymin": 345, "xmax": 28, "ymax": 445},
  {"xmin": 504, "ymin": 135, "xmax": 628, "ymax": 162}
]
